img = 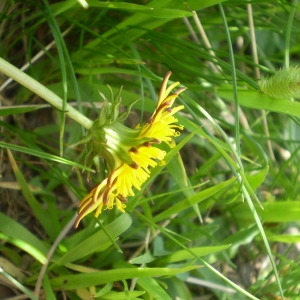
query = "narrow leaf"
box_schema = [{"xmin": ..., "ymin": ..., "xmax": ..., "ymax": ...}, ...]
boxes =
[
  {"xmin": 1, "ymin": 142, "xmax": 91, "ymax": 171},
  {"xmin": 51, "ymin": 265, "xmax": 200, "ymax": 289},
  {"xmin": 6, "ymin": 149, "xmax": 60, "ymax": 238},
  {"xmin": 0, "ymin": 105, "xmax": 48, "ymax": 116}
]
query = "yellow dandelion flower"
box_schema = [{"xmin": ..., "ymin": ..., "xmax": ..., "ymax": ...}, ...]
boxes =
[
  {"xmin": 140, "ymin": 72, "xmax": 185, "ymax": 145},
  {"xmin": 74, "ymin": 71, "xmax": 186, "ymax": 228}
]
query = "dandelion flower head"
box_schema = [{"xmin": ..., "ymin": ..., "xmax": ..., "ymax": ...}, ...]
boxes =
[{"xmin": 75, "ymin": 72, "xmax": 186, "ymax": 228}]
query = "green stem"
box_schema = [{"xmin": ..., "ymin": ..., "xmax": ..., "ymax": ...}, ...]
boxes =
[{"xmin": 0, "ymin": 57, "xmax": 93, "ymax": 129}]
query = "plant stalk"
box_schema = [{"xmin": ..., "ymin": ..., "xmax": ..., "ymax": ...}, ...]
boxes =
[{"xmin": 0, "ymin": 57, "xmax": 93, "ymax": 129}]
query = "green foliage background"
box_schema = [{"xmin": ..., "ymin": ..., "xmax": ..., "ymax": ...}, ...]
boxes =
[{"xmin": 1, "ymin": 0, "xmax": 300, "ymax": 299}]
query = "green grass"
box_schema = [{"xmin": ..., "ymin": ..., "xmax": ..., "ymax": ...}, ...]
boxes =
[{"xmin": 1, "ymin": 1, "xmax": 300, "ymax": 299}]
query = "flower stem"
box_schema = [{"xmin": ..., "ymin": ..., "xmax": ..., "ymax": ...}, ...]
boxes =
[{"xmin": 0, "ymin": 57, "xmax": 93, "ymax": 129}]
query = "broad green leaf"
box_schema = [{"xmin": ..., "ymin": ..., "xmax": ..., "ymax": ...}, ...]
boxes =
[
  {"xmin": 0, "ymin": 213, "xmax": 48, "ymax": 264},
  {"xmin": 137, "ymin": 277, "xmax": 172, "ymax": 300},
  {"xmin": 55, "ymin": 213, "xmax": 132, "ymax": 265},
  {"xmin": 262, "ymin": 201, "xmax": 300, "ymax": 223},
  {"xmin": 232, "ymin": 201, "xmax": 300, "ymax": 223},
  {"xmin": 130, "ymin": 251, "xmax": 155, "ymax": 264},
  {"xmin": 267, "ymin": 233, "xmax": 300, "ymax": 243},
  {"xmin": 218, "ymin": 88, "xmax": 300, "ymax": 116},
  {"xmin": 51, "ymin": 265, "xmax": 200, "ymax": 289}
]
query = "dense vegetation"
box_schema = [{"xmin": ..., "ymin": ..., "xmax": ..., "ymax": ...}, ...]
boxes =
[{"xmin": 1, "ymin": 1, "xmax": 300, "ymax": 299}]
